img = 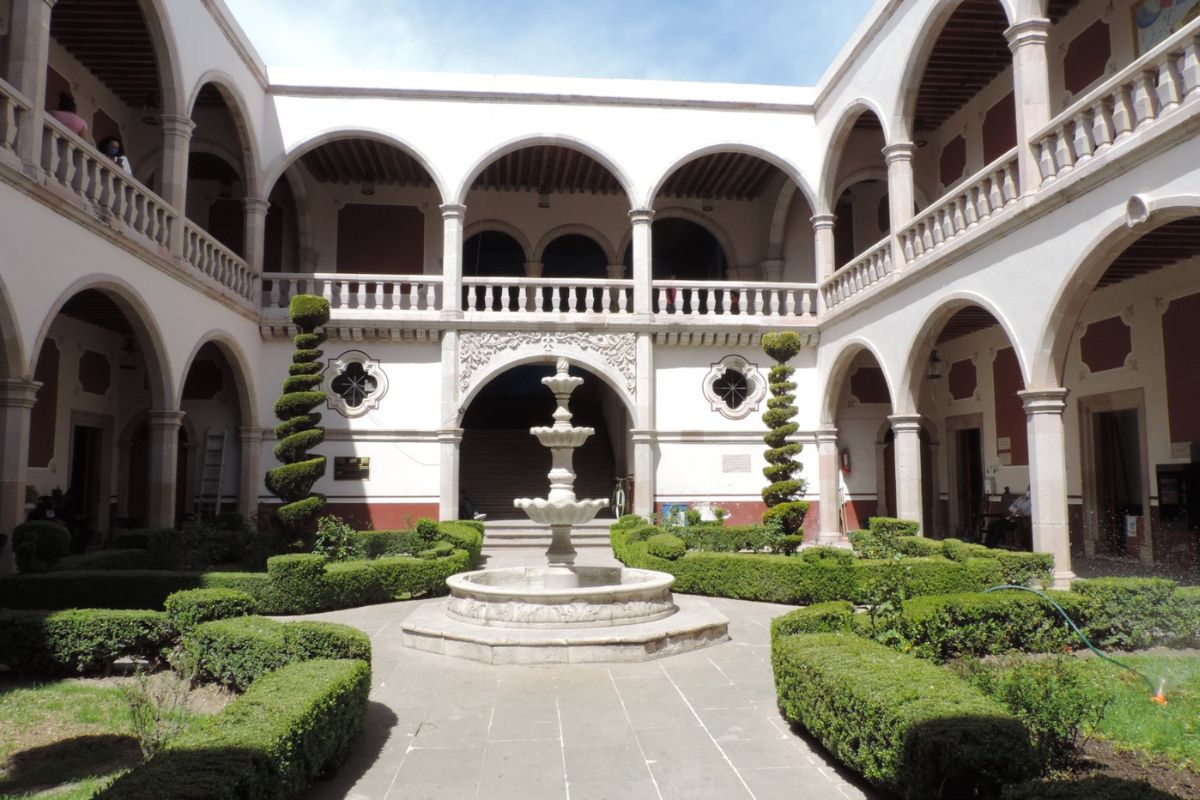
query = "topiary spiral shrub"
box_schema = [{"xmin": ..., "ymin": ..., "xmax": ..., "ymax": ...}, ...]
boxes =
[
  {"xmin": 265, "ymin": 294, "xmax": 331, "ymax": 535},
  {"xmin": 760, "ymin": 332, "xmax": 807, "ymax": 534}
]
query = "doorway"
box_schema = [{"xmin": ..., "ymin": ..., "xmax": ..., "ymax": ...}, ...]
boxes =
[
  {"xmin": 954, "ymin": 427, "xmax": 984, "ymax": 537},
  {"xmin": 70, "ymin": 425, "xmax": 104, "ymax": 547},
  {"xmin": 1080, "ymin": 390, "xmax": 1151, "ymax": 562}
]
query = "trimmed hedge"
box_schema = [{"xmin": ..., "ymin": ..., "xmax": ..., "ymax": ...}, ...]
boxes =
[
  {"xmin": 98, "ymin": 658, "xmax": 371, "ymax": 800},
  {"xmin": 646, "ymin": 533, "xmax": 686, "ymax": 560},
  {"xmin": 613, "ymin": 525, "xmax": 1003, "ymax": 604},
  {"xmin": 51, "ymin": 548, "xmax": 159, "ymax": 571},
  {"xmin": 164, "ymin": 588, "xmax": 256, "ymax": 635},
  {"xmin": 770, "ymin": 601, "xmax": 855, "ymax": 640},
  {"xmin": 14, "ymin": 520, "xmax": 71, "ymax": 570},
  {"xmin": 896, "ymin": 536, "xmax": 943, "ymax": 557},
  {"xmin": 184, "ymin": 615, "xmax": 371, "ymax": 691},
  {"xmin": 1069, "ymin": 577, "xmax": 1181, "ymax": 650},
  {"xmin": 0, "ymin": 608, "xmax": 174, "ymax": 674},
  {"xmin": 772, "ymin": 632, "xmax": 1036, "ymax": 797}
]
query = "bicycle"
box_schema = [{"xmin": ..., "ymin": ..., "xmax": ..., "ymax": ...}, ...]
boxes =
[{"xmin": 611, "ymin": 476, "xmax": 630, "ymax": 518}]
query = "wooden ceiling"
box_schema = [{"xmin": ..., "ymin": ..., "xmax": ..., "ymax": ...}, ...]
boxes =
[
  {"xmin": 657, "ymin": 152, "xmax": 777, "ymax": 201},
  {"xmin": 914, "ymin": 0, "xmax": 1079, "ymax": 134},
  {"xmin": 473, "ymin": 146, "xmax": 623, "ymax": 196},
  {"xmin": 300, "ymin": 140, "xmax": 435, "ymax": 188},
  {"xmin": 51, "ymin": 0, "xmax": 161, "ymax": 108},
  {"xmin": 60, "ymin": 290, "xmax": 134, "ymax": 336},
  {"xmin": 1101, "ymin": 217, "xmax": 1200, "ymax": 287},
  {"xmin": 936, "ymin": 306, "xmax": 999, "ymax": 344}
]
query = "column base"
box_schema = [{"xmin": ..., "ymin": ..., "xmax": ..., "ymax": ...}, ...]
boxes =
[
  {"xmin": 817, "ymin": 530, "xmax": 843, "ymax": 545},
  {"xmin": 1051, "ymin": 569, "xmax": 1077, "ymax": 590}
]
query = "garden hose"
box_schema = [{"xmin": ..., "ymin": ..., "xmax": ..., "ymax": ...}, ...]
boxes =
[{"xmin": 983, "ymin": 584, "xmax": 1166, "ymax": 703}]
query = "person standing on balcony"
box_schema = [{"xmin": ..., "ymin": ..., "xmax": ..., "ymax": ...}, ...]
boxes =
[
  {"xmin": 49, "ymin": 93, "xmax": 89, "ymax": 140},
  {"xmin": 665, "ymin": 273, "xmax": 679, "ymax": 314},
  {"xmin": 98, "ymin": 136, "xmax": 133, "ymax": 176}
]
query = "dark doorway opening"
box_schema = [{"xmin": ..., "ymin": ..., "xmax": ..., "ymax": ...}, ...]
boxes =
[
  {"xmin": 1094, "ymin": 408, "xmax": 1142, "ymax": 556},
  {"xmin": 70, "ymin": 425, "xmax": 103, "ymax": 548},
  {"xmin": 955, "ymin": 427, "xmax": 984, "ymax": 536}
]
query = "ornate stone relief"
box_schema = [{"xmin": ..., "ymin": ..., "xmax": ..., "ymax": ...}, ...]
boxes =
[
  {"xmin": 702, "ymin": 354, "xmax": 766, "ymax": 420},
  {"xmin": 458, "ymin": 331, "xmax": 637, "ymax": 398},
  {"xmin": 325, "ymin": 350, "xmax": 389, "ymax": 418}
]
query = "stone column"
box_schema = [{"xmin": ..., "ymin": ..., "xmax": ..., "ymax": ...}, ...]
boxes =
[
  {"xmin": 1020, "ymin": 389, "xmax": 1076, "ymax": 588},
  {"xmin": 524, "ymin": 261, "xmax": 544, "ymax": 278},
  {"xmin": 6, "ymin": 0, "xmax": 56, "ymax": 172},
  {"xmin": 629, "ymin": 209, "xmax": 655, "ymax": 316},
  {"xmin": 0, "ymin": 379, "xmax": 40, "ymax": 574},
  {"xmin": 761, "ymin": 259, "xmax": 784, "ymax": 283},
  {"xmin": 632, "ymin": 330, "xmax": 656, "ymax": 517},
  {"xmin": 146, "ymin": 409, "xmax": 185, "ymax": 528},
  {"xmin": 811, "ymin": 213, "xmax": 836, "ymax": 313},
  {"xmin": 888, "ymin": 414, "xmax": 924, "ymax": 533},
  {"xmin": 438, "ymin": 329, "xmax": 461, "ymax": 521},
  {"xmin": 606, "ymin": 263, "xmax": 625, "ymax": 280},
  {"xmin": 1006, "ymin": 18, "xmax": 1053, "ymax": 195},
  {"xmin": 883, "ymin": 143, "xmax": 916, "ymax": 231},
  {"xmin": 440, "ymin": 204, "xmax": 466, "ymax": 314},
  {"xmin": 160, "ymin": 114, "xmax": 196, "ymax": 257},
  {"xmin": 237, "ymin": 426, "xmax": 263, "ymax": 519},
  {"xmin": 816, "ymin": 428, "xmax": 842, "ymax": 544},
  {"xmin": 243, "ymin": 197, "xmax": 271, "ymax": 274}
]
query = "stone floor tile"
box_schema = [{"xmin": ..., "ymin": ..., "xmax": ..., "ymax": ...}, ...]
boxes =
[
  {"xmin": 411, "ymin": 711, "xmax": 493, "ymax": 748},
  {"xmin": 676, "ymin": 683, "xmax": 754, "ymax": 710},
  {"xmin": 487, "ymin": 717, "xmax": 560, "ymax": 741},
  {"xmin": 394, "ymin": 745, "xmax": 485, "ymax": 785},
  {"xmin": 563, "ymin": 742, "xmax": 649, "ymax": 784},
  {"xmin": 719, "ymin": 737, "xmax": 816, "ymax": 770},
  {"xmin": 635, "ymin": 726, "xmax": 724, "ymax": 764},
  {"xmin": 738, "ymin": 765, "xmax": 863, "ymax": 800},
  {"xmin": 481, "ymin": 739, "xmax": 565, "ymax": 783},
  {"xmin": 695, "ymin": 707, "xmax": 789, "ymax": 741},
  {"xmin": 567, "ymin": 778, "xmax": 661, "ymax": 800}
]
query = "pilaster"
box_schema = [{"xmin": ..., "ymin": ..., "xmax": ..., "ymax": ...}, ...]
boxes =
[
  {"xmin": 815, "ymin": 428, "xmax": 841, "ymax": 544},
  {"xmin": 888, "ymin": 414, "xmax": 924, "ymax": 533},
  {"xmin": 629, "ymin": 209, "xmax": 655, "ymax": 317},
  {"xmin": 0, "ymin": 378, "xmax": 41, "ymax": 575},
  {"xmin": 1019, "ymin": 388, "xmax": 1076, "ymax": 587},
  {"xmin": 440, "ymin": 204, "xmax": 467, "ymax": 314}
]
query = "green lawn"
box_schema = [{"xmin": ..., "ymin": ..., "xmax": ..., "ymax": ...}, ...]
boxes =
[
  {"xmin": 1078, "ymin": 653, "xmax": 1200, "ymax": 773},
  {"xmin": 0, "ymin": 678, "xmax": 214, "ymax": 800}
]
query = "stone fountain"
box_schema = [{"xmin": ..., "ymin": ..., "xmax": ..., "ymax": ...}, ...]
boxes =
[{"xmin": 401, "ymin": 358, "xmax": 729, "ymax": 664}]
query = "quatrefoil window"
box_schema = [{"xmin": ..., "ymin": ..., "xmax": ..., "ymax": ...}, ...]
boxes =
[
  {"xmin": 702, "ymin": 355, "xmax": 766, "ymax": 420},
  {"xmin": 712, "ymin": 368, "xmax": 750, "ymax": 410},
  {"xmin": 325, "ymin": 350, "xmax": 388, "ymax": 418}
]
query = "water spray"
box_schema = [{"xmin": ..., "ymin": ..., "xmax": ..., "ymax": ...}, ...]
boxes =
[{"xmin": 984, "ymin": 585, "xmax": 1167, "ymax": 705}]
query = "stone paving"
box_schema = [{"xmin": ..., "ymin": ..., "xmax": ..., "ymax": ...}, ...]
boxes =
[{"xmin": 301, "ymin": 548, "xmax": 882, "ymax": 800}]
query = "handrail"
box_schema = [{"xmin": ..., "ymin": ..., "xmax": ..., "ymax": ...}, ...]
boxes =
[
  {"xmin": 822, "ymin": 236, "xmax": 892, "ymax": 310},
  {"xmin": 182, "ymin": 221, "xmax": 256, "ymax": 301}
]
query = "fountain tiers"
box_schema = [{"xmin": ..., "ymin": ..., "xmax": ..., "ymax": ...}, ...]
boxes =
[{"xmin": 400, "ymin": 358, "xmax": 728, "ymax": 664}]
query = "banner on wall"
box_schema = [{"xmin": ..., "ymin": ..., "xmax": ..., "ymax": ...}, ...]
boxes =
[{"xmin": 1134, "ymin": 0, "xmax": 1200, "ymax": 55}]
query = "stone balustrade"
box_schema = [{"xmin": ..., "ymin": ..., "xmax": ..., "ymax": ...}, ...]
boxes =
[
  {"xmin": 898, "ymin": 150, "xmax": 1020, "ymax": 265},
  {"xmin": 41, "ymin": 117, "xmax": 176, "ymax": 253},
  {"xmin": 652, "ymin": 279, "xmax": 817, "ymax": 317},
  {"xmin": 261, "ymin": 272, "xmax": 443, "ymax": 312},
  {"xmin": 463, "ymin": 276, "xmax": 633, "ymax": 314},
  {"xmin": 0, "ymin": 78, "xmax": 28, "ymax": 168},
  {"xmin": 1033, "ymin": 18, "xmax": 1200, "ymax": 184},
  {"xmin": 821, "ymin": 237, "xmax": 892, "ymax": 311},
  {"xmin": 182, "ymin": 222, "xmax": 257, "ymax": 302}
]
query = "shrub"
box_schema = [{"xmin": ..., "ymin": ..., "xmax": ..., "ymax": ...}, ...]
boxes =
[
  {"xmin": 1001, "ymin": 776, "xmax": 1182, "ymax": 799},
  {"xmin": 164, "ymin": 588, "xmax": 256, "ymax": 635},
  {"xmin": 761, "ymin": 501, "xmax": 808, "ymax": 538},
  {"xmin": 770, "ymin": 601, "xmax": 855, "ymax": 640},
  {"xmin": 265, "ymin": 293, "xmax": 330, "ymax": 535},
  {"xmin": 352, "ymin": 529, "xmax": 426, "ymax": 559},
  {"xmin": 98, "ymin": 659, "xmax": 371, "ymax": 800},
  {"xmin": 869, "ymin": 517, "xmax": 920, "ymax": 538},
  {"xmin": 896, "ymin": 536, "xmax": 942, "ymax": 557},
  {"xmin": 760, "ymin": 332, "xmax": 806, "ymax": 529},
  {"xmin": 313, "ymin": 514, "xmax": 354, "ymax": 561},
  {"xmin": 850, "ymin": 518, "xmax": 920, "ymax": 559},
  {"xmin": 369, "ymin": 550, "xmax": 473, "ymax": 599},
  {"xmin": 1174, "ymin": 587, "xmax": 1200, "ymax": 647},
  {"xmin": 613, "ymin": 514, "xmax": 646, "ymax": 530},
  {"xmin": 415, "ymin": 517, "xmax": 440, "ymax": 542},
  {"xmin": 961, "ymin": 655, "xmax": 1107, "ymax": 772},
  {"xmin": 52, "ymin": 549, "xmax": 158, "ymax": 571},
  {"xmin": 417, "ymin": 541, "xmax": 455, "ymax": 560},
  {"xmin": 990, "ymin": 550, "xmax": 1054, "ymax": 587},
  {"xmin": 13, "ymin": 520, "xmax": 71, "ymax": 566},
  {"xmin": 772, "ymin": 632, "xmax": 1035, "ymax": 797},
  {"xmin": 646, "ymin": 533, "xmax": 686, "ymax": 560},
  {"xmin": 323, "ymin": 560, "xmax": 387, "ymax": 608},
  {"xmin": 943, "ymin": 537, "xmax": 992, "ymax": 562},
  {"xmin": 266, "ymin": 554, "xmax": 327, "ymax": 612},
  {"xmin": 799, "ymin": 546, "xmax": 854, "ymax": 566},
  {"xmin": 184, "ymin": 615, "xmax": 370, "ymax": 691},
  {"xmin": 0, "ymin": 608, "xmax": 174, "ymax": 674},
  {"xmin": 1070, "ymin": 578, "xmax": 1180, "ymax": 650}
]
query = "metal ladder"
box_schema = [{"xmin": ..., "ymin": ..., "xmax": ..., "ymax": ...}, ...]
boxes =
[{"xmin": 196, "ymin": 429, "xmax": 232, "ymax": 517}]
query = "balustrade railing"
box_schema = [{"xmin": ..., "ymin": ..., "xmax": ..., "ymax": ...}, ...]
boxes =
[
  {"xmin": 463, "ymin": 276, "xmax": 633, "ymax": 314},
  {"xmin": 40, "ymin": 117, "xmax": 175, "ymax": 251},
  {"xmin": 1033, "ymin": 18, "xmax": 1200, "ymax": 184},
  {"xmin": 261, "ymin": 273, "xmax": 443, "ymax": 312},
  {"xmin": 652, "ymin": 279, "xmax": 816, "ymax": 317},
  {"xmin": 0, "ymin": 78, "xmax": 29, "ymax": 165},
  {"xmin": 898, "ymin": 150, "xmax": 1019, "ymax": 264},
  {"xmin": 182, "ymin": 222, "xmax": 256, "ymax": 301},
  {"xmin": 821, "ymin": 237, "xmax": 892, "ymax": 310}
]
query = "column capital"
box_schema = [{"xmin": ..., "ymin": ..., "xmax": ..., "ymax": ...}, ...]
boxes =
[
  {"xmin": 439, "ymin": 203, "xmax": 467, "ymax": 220},
  {"xmin": 1019, "ymin": 388, "xmax": 1068, "ymax": 415},
  {"xmin": 606, "ymin": 263, "xmax": 626, "ymax": 280},
  {"xmin": 887, "ymin": 413, "xmax": 923, "ymax": 432},
  {"xmin": 244, "ymin": 197, "xmax": 271, "ymax": 216},
  {"xmin": 882, "ymin": 142, "xmax": 916, "ymax": 164},
  {"xmin": 437, "ymin": 427, "xmax": 464, "ymax": 445},
  {"xmin": 815, "ymin": 428, "xmax": 839, "ymax": 445},
  {"xmin": 42, "ymin": 0, "xmax": 60, "ymax": 8},
  {"xmin": 628, "ymin": 208, "xmax": 655, "ymax": 225},
  {"xmin": 630, "ymin": 429, "xmax": 657, "ymax": 445},
  {"xmin": 160, "ymin": 114, "xmax": 196, "ymax": 139},
  {"xmin": 147, "ymin": 409, "xmax": 187, "ymax": 430},
  {"xmin": 810, "ymin": 213, "xmax": 836, "ymax": 230},
  {"xmin": 0, "ymin": 379, "xmax": 42, "ymax": 408},
  {"xmin": 1005, "ymin": 18, "xmax": 1051, "ymax": 51},
  {"xmin": 238, "ymin": 426, "xmax": 265, "ymax": 444}
]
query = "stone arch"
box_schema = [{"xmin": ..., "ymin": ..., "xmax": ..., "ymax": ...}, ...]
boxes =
[
  {"xmin": 767, "ymin": 182, "xmax": 797, "ymax": 260},
  {"xmin": 532, "ymin": 224, "xmax": 618, "ymax": 265},
  {"xmin": 616, "ymin": 208, "xmax": 738, "ymax": 272},
  {"xmin": 1032, "ymin": 195, "xmax": 1200, "ymax": 387},
  {"xmin": 453, "ymin": 134, "xmax": 639, "ymax": 210},
  {"xmin": 0, "ymin": 273, "xmax": 24, "ymax": 379},
  {"xmin": 818, "ymin": 100, "xmax": 893, "ymax": 214},
  {"xmin": 897, "ymin": 291, "xmax": 1028, "ymax": 415},
  {"xmin": 463, "ymin": 220, "xmax": 533, "ymax": 262},
  {"xmin": 28, "ymin": 276, "xmax": 174, "ymax": 409},
  {"xmin": 821, "ymin": 338, "xmax": 896, "ymax": 426},
  {"xmin": 186, "ymin": 71, "xmax": 263, "ymax": 198},
  {"xmin": 261, "ymin": 128, "xmax": 450, "ymax": 205},
  {"xmin": 133, "ymin": 0, "xmax": 185, "ymax": 118},
  {"xmin": 175, "ymin": 331, "xmax": 257, "ymax": 426},
  {"xmin": 894, "ymin": 0, "xmax": 1019, "ymax": 142},
  {"xmin": 645, "ymin": 143, "xmax": 818, "ymax": 214}
]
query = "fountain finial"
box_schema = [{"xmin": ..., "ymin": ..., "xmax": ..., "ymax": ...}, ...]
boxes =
[{"xmin": 556, "ymin": 356, "xmax": 570, "ymax": 374}]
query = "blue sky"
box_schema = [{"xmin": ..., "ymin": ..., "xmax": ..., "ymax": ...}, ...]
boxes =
[{"xmin": 223, "ymin": 0, "xmax": 877, "ymax": 86}]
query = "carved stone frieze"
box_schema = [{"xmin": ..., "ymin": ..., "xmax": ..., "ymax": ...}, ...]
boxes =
[{"xmin": 458, "ymin": 330, "xmax": 637, "ymax": 398}]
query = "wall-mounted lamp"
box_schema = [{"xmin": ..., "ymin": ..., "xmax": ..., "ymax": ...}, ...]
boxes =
[
  {"xmin": 538, "ymin": 187, "xmax": 551, "ymax": 208},
  {"xmin": 360, "ymin": 182, "xmax": 376, "ymax": 196},
  {"xmin": 702, "ymin": 195, "xmax": 714, "ymax": 212},
  {"xmin": 118, "ymin": 338, "xmax": 140, "ymax": 371},
  {"xmin": 925, "ymin": 349, "xmax": 943, "ymax": 380}
]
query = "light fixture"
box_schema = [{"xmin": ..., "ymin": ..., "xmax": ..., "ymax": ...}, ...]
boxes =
[
  {"xmin": 537, "ymin": 186, "xmax": 550, "ymax": 208},
  {"xmin": 925, "ymin": 349, "xmax": 943, "ymax": 381},
  {"xmin": 702, "ymin": 195, "xmax": 714, "ymax": 212},
  {"xmin": 360, "ymin": 182, "xmax": 376, "ymax": 196},
  {"xmin": 118, "ymin": 337, "xmax": 139, "ymax": 371},
  {"xmin": 915, "ymin": 138, "xmax": 929, "ymax": 148}
]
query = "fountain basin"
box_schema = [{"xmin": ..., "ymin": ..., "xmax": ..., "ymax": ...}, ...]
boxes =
[
  {"xmin": 530, "ymin": 427, "xmax": 594, "ymax": 448},
  {"xmin": 513, "ymin": 497, "xmax": 609, "ymax": 525},
  {"xmin": 445, "ymin": 566, "xmax": 676, "ymax": 628}
]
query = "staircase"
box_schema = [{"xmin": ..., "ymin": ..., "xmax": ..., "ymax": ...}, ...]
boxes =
[{"xmin": 460, "ymin": 428, "xmax": 616, "ymax": 522}]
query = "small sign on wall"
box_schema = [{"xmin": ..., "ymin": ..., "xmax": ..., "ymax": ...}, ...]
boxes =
[
  {"xmin": 722, "ymin": 454, "xmax": 751, "ymax": 473},
  {"xmin": 334, "ymin": 457, "xmax": 370, "ymax": 481},
  {"xmin": 997, "ymin": 452, "xmax": 1012, "ymax": 466},
  {"xmin": 997, "ymin": 436, "xmax": 1011, "ymax": 451}
]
